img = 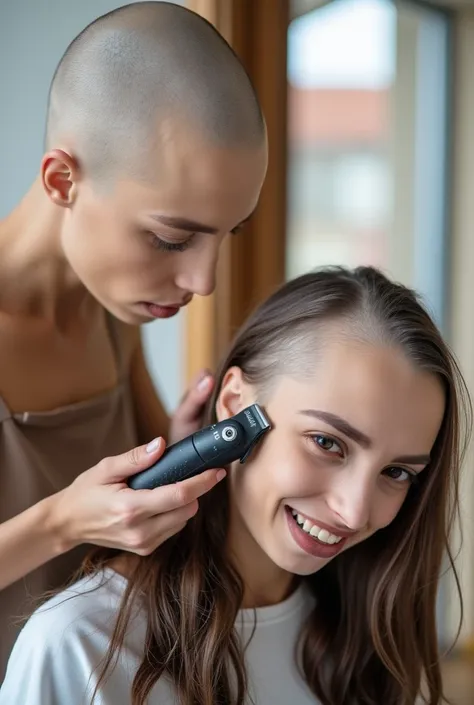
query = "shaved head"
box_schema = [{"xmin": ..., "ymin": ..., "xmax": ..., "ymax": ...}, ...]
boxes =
[
  {"xmin": 45, "ymin": 1, "xmax": 265, "ymax": 182},
  {"xmin": 41, "ymin": 2, "xmax": 267, "ymax": 324}
]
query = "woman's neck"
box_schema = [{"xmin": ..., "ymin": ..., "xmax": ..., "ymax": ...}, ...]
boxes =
[
  {"xmin": 227, "ymin": 509, "xmax": 297, "ymax": 609},
  {"xmin": 240, "ymin": 566, "xmax": 299, "ymax": 609},
  {"xmin": 0, "ymin": 178, "xmax": 93, "ymax": 323},
  {"xmin": 110, "ymin": 545, "xmax": 297, "ymax": 612}
]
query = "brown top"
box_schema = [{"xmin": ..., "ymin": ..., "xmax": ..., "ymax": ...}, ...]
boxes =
[{"xmin": 0, "ymin": 317, "xmax": 138, "ymax": 680}]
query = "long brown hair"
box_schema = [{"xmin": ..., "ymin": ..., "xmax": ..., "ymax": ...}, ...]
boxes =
[{"xmin": 85, "ymin": 266, "xmax": 470, "ymax": 705}]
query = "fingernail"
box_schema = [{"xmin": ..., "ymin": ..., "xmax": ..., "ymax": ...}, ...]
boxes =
[
  {"xmin": 146, "ymin": 438, "xmax": 161, "ymax": 453},
  {"xmin": 216, "ymin": 469, "xmax": 227, "ymax": 482},
  {"xmin": 197, "ymin": 375, "xmax": 211, "ymax": 391}
]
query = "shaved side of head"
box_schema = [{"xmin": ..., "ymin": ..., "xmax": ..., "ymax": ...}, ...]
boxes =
[{"xmin": 45, "ymin": 2, "xmax": 265, "ymax": 184}]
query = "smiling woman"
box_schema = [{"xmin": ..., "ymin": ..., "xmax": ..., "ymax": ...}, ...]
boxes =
[{"xmin": 0, "ymin": 266, "xmax": 469, "ymax": 705}]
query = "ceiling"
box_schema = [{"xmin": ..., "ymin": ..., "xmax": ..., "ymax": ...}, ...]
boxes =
[{"xmin": 290, "ymin": 0, "xmax": 474, "ymax": 21}]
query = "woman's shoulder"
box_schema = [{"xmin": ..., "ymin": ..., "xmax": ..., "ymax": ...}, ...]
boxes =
[
  {"xmin": 0, "ymin": 570, "xmax": 146, "ymax": 705},
  {"xmin": 12, "ymin": 569, "xmax": 131, "ymax": 652}
]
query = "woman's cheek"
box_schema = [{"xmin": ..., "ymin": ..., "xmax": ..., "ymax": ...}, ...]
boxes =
[
  {"xmin": 230, "ymin": 434, "xmax": 319, "ymax": 503},
  {"xmin": 371, "ymin": 490, "xmax": 408, "ymax": 530},
  {"xmin": 263, "ymin": 441, "xmax": 320, "ymax": 498}
]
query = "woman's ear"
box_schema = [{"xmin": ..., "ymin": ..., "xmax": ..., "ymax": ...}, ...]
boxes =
[
  {"xmin": 216, "ymin": 367, "xmax": 255, "ymax": 422},
  {"xmin": 41, "ymin": 149, "xmax": 81, "ymax": 207}
]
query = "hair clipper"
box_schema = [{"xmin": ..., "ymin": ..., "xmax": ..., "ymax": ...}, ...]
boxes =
[{"xmin": 128, "ymin": 403, "xmax": 271, "ymax": 490}]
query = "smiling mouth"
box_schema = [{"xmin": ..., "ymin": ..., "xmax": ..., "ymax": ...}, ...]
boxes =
[{"xmin": 288, "ymin": 508, "xmax": 343, "ymax": 545}]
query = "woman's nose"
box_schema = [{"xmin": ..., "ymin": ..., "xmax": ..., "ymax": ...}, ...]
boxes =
[
  {"xmin": 176, "ymin": 242, "xmax": 218, "ymax": 298},
  {"xmin": 325, "ymin": 469, "xmax": 375, "ymax": 533}
]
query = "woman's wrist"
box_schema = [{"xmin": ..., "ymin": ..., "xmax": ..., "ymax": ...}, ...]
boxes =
[{"xmin": 40, "ymin": 491, "xmax": 79, "ymax": 556}]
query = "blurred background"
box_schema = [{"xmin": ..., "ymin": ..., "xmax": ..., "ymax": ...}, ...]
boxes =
[{"xmin": 1, "ymin": 0, "xmax": 473, "ymax": 701}]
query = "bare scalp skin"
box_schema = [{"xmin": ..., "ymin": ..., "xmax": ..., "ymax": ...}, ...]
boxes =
[{"xmin": 46, "ymin": 1, "xmax": 266, "ymax": 184}]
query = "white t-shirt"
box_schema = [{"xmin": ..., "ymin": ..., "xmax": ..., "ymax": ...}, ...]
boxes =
[{"xmin": 0, "ymin": 569, "xmax": 319, "ymax": 705}]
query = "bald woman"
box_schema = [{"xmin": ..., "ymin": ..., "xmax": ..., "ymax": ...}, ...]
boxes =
[{"xmin": 0, "ymin": 1, "xmax": 267, "ymax": 676}]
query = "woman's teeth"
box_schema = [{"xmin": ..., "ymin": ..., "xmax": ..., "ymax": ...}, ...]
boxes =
[{"xmin": 291, "ymin": 509, "xmax": 342, "ymax": 545}]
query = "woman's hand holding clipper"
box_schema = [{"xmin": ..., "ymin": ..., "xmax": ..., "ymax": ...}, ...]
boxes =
[
  {"xmin": 0, "ymin": 439, "xmax": 225, "ymax": 591},
  {"xmin": 52, "ymin": 438, "xmax": 226, "ymax": 556}
]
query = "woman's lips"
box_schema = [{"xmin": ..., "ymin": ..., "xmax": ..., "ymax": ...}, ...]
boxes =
[
  {"xmin": 285, "ymin": 506, "xmax": 348, "ymax": 559},
  {"xmin": 287, "ymin": 508, "xmax": 356, "ymax": 539},
  {"xmin": 143, "ymin": 302, "xmax": 181, "ymax": 319}
]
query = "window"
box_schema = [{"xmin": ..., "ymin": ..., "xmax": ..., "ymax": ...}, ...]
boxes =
[{"xmin": 286, "ymin": 0, "xmax": 451, "ymax": 329}]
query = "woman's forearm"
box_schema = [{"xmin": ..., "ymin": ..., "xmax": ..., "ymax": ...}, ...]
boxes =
[{"xmin": 0, "ymin": 495, "xmax": 67, "ymax": 591}]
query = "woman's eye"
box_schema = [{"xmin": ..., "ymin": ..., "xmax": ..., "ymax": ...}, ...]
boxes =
[
  {"xmin": 383, "ymin": 466, "xmax": 418, "ymax": 485},
  {"xmin": 313, "ymin": 434, "xmax": 342, "ymax": 455},
  {"xmin": 148, "ymin": 232, "xmax": 194, "ymax": 252}
]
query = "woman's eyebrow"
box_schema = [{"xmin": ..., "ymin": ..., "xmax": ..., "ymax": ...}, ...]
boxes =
[
  {"xmin": 298, "ymin": 409, "xmax": 372, "ymax": 447},
  {"xmin": 149, "ymin": 215, "xmax": 218, "ymax": 234},
  {"xmin": 299, "ymin": 409, "xmax": 431, "ymax": 464},
  {"xmin": 148, "ymin": 207, "xmax": 257, "ymax": 235}
]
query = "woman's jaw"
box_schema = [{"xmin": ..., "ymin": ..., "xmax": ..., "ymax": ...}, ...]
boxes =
[{"xmin": 225, "ymin": 495, "xmax": 364, "ymax": 609}]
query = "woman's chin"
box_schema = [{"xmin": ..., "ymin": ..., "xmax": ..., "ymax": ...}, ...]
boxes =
[
  {"xmin": 261, "ymin": 541, "xmax": 331, "ymax": 578},
  {"xmin": 279, "ymin": 554, "xmax": 330, "ymax": 577}
]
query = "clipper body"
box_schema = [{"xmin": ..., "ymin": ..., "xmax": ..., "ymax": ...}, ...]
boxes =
[{"xmin": 128, "ymin": 404, "xmax": 271, "ymax": 490}]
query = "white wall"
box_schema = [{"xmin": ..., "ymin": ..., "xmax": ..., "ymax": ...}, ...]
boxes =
[{"xmin": 0, "ymin": 0, "xmax": 185, "ymax": 413}]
